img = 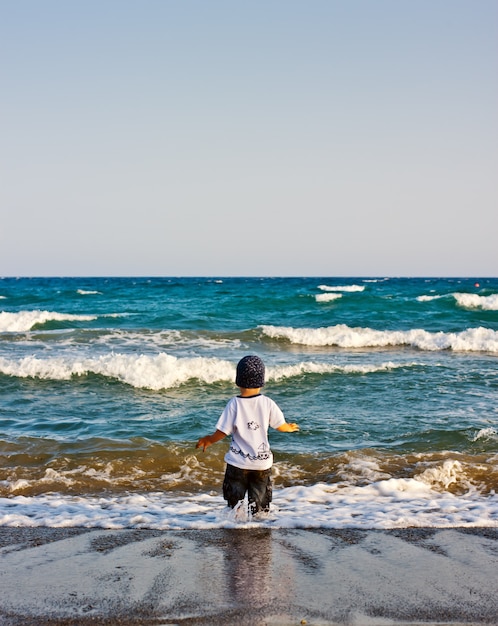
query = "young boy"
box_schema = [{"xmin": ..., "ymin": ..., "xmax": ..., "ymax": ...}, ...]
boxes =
[{"xmin": 196, "ymin": 355, "xmax": 299, "ymax": 514}]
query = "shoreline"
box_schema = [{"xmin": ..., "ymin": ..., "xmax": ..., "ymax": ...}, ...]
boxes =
[{"xmin": 1, "ymin": 527, "xmax": 498, "ymax": 625}]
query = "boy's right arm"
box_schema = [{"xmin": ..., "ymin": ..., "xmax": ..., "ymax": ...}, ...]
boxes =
[{"xmin": 196, "ymin": 429, "xmax": 227, "ymax": 451}]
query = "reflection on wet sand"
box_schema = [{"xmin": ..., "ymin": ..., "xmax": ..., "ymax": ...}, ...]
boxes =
[{"xmin": 1, "ymin": 528, "xmax": 498, "ymax": 625}]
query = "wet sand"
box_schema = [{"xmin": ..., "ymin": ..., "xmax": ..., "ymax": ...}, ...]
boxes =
[{"xmin": 1, "ymin": 527, "xmax": 497, "ymax": 625}]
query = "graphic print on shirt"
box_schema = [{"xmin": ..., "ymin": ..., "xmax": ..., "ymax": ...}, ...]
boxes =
[
  {"xmin": 229, "ymin": 421, "xmax": 271, "ymax": 462},
  {"xmin": 258, "ymin": 442, "xmax": 270, "ymax": 458},
  {"xmin": 229, "ymin": 441, "xmax": 271, "ymax": 461}
]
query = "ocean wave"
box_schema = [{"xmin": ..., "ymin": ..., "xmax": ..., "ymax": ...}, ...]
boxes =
[
  {"xmin": 0, "ymin": 353, "xmax": 235, "ymax": 390},
  {"xmin": 315, "ymin": 293, "xmax": 342, "ymax": 303},
  {"xmin": 416, "ymin": 294, "xmax": 445, "ymax": 302},
  {"xmin": 453, "ymin": 293, "xmax": 498, "ymax": 311},
  {"xmin": 260, "ymin": 324, "xmax": 498, "ymax": 353},
  {"xmin": 0, "ymin": 354, "xmax": 417, "ymax": 389},
  {"xmin": 269, "ymin": 361, "xmax": 419, "ymax": 380},
  {"xmin": 416, "ymin": 292, "xmax": 498, "ymax": 310},
  {"xmin": 0, "ymin": 327, "xmax": 243, "ymax": 354},
  {"xmin": 318, "ymin": 284, "xmax": 365, "ymax": 292},
  {"xmin": 0, "ymin": 310, "xmax": 97, "ymax": 332},
  {"xmin": 77, "ymin": 289, "xmax": 102, "ymax": 295}
]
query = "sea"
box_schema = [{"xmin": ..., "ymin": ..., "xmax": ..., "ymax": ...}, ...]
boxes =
[{"xmin": 1, "ymin": 276, "xmax": 497, "ymax": 530}]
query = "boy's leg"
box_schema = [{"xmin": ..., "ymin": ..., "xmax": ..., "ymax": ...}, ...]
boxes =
[
  {"xmin": 222, "ymin": 464, "xmax": 248, "ymax": 508},
  {"xmin": 247, "ymin": 468, "xmax": 272, "ymax": 514}
]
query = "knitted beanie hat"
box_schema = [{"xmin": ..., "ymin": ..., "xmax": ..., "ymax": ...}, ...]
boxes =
[{"xmin": 235, "ymin": 355, "xmax": 265, "ymax": 388}]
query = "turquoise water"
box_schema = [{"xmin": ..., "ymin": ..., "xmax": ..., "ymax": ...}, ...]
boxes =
[{"xmin": 1, "ymin": 277, "xmax": 497, "ymax": 529}]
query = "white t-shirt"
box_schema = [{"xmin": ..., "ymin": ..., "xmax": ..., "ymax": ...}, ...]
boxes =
[{"xmin": 215, "ymin": 394, "xmax": 286, "ymax": 470}]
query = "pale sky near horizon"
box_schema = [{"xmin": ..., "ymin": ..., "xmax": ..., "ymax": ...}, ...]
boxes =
[{"xmin": 1, "ymin": 0, "xmax": 497, "ymax": 277}]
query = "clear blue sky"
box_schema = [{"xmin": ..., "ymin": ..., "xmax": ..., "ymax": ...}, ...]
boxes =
[{"xmin": 1, "ymin": 0, "xmax": 497, "ymax": 276}]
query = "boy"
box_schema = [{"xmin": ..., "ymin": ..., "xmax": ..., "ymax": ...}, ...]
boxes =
[{"xmin": 196, "ymin": 355, "xmax": 299, "ymax": 514}]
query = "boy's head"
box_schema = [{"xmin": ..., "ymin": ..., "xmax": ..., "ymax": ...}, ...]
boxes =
[{"xmin": 235, "ymin": 355, "xmax": 265, "ymax": 389}]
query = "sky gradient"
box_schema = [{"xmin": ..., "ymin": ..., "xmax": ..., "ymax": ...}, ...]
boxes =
[{"xmin": 1, "ymin": 0, "xmax": 497, "ymax": 276}]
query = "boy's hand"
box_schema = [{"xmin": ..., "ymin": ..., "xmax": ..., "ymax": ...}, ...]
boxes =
[
  {"xmin": 277, "ymin": 422, "xmax": 300, "ymax": 433},
  {"xmin": 196, "ymin": 436, "xmax": 212, "ymax": 452},
  {"xmin": 196, "ymin": 429, "xmax": 227, "ymax": 451}
]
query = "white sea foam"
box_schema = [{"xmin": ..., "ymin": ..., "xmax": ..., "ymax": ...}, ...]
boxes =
[
  {"xmin": 77, "ymin": 289, "xmax": 102, "ymax": 295},
  {"xmin": 417, "ymin": 294, "xmax": 444, "ymax": 302},
  {"xmin": 0, "ymin": 310, "xmax": 96, "ymax": 332},
  {"xmin": 318, "ymin": 284, "xmax": 365, "ymax": 292},
  {"xmin": 472, "ymin": 427, "xmax": 498, "ymax": 442},
  {"xmin": 268, "ymin": 361, "xmax": 418, "ymax": 381},
  {"xmin": 453, "ymin": 293, "xmax": 498, "ymax": 311},
  {"xmin": 260, "ymin": 324, "xmax": 498, "ymax": 353},
  {"xmin": 315, "ymin": 293, "xmax": 342, "ymax": 303},
  {"xmin": 0, "ymin": 354, "xmax": 417, "ymax": 389},
  {"xmin": 1, "ymin": 470, "xmax": 497, "ymax": 530}
]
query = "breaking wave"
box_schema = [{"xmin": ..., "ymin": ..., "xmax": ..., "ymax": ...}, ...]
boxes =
[
  {"xmin": 453, "ymin": 293, "xmax": 498, "ymax": 311},
  {"xmin": 0, "ymin": 353, "xmax": 235, "ymax": 390},
  {"xmin": 260, "ymin": 324, "xmax": 498, "ymax": 353},
  {"xmin": 318, "ymin": 284, "xmax": 365, "ymax": 292},
  {"xmin": 417, "ymin": 294, "xmax": 444, "ymax": 302},
  {"xmin": 0, "ymin": 310, "xmax": 97, "ymax": 332},
  {"xmin": 316, "ymin": 293, "xmax": 342, "ymax": 303},
  {"xmin": 416, "ymin": 292, "xmax": 498, "ymax": 311}
]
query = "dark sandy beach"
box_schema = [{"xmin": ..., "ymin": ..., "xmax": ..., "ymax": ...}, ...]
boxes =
[{"xmin": 1, "ymin": 527, "xmax": 497, "ymax": 625}]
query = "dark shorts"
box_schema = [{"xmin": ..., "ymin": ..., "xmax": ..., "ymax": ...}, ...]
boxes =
[{"xmin": 222, "ymin": 463, "xmax": 272, "ymax": 513}]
